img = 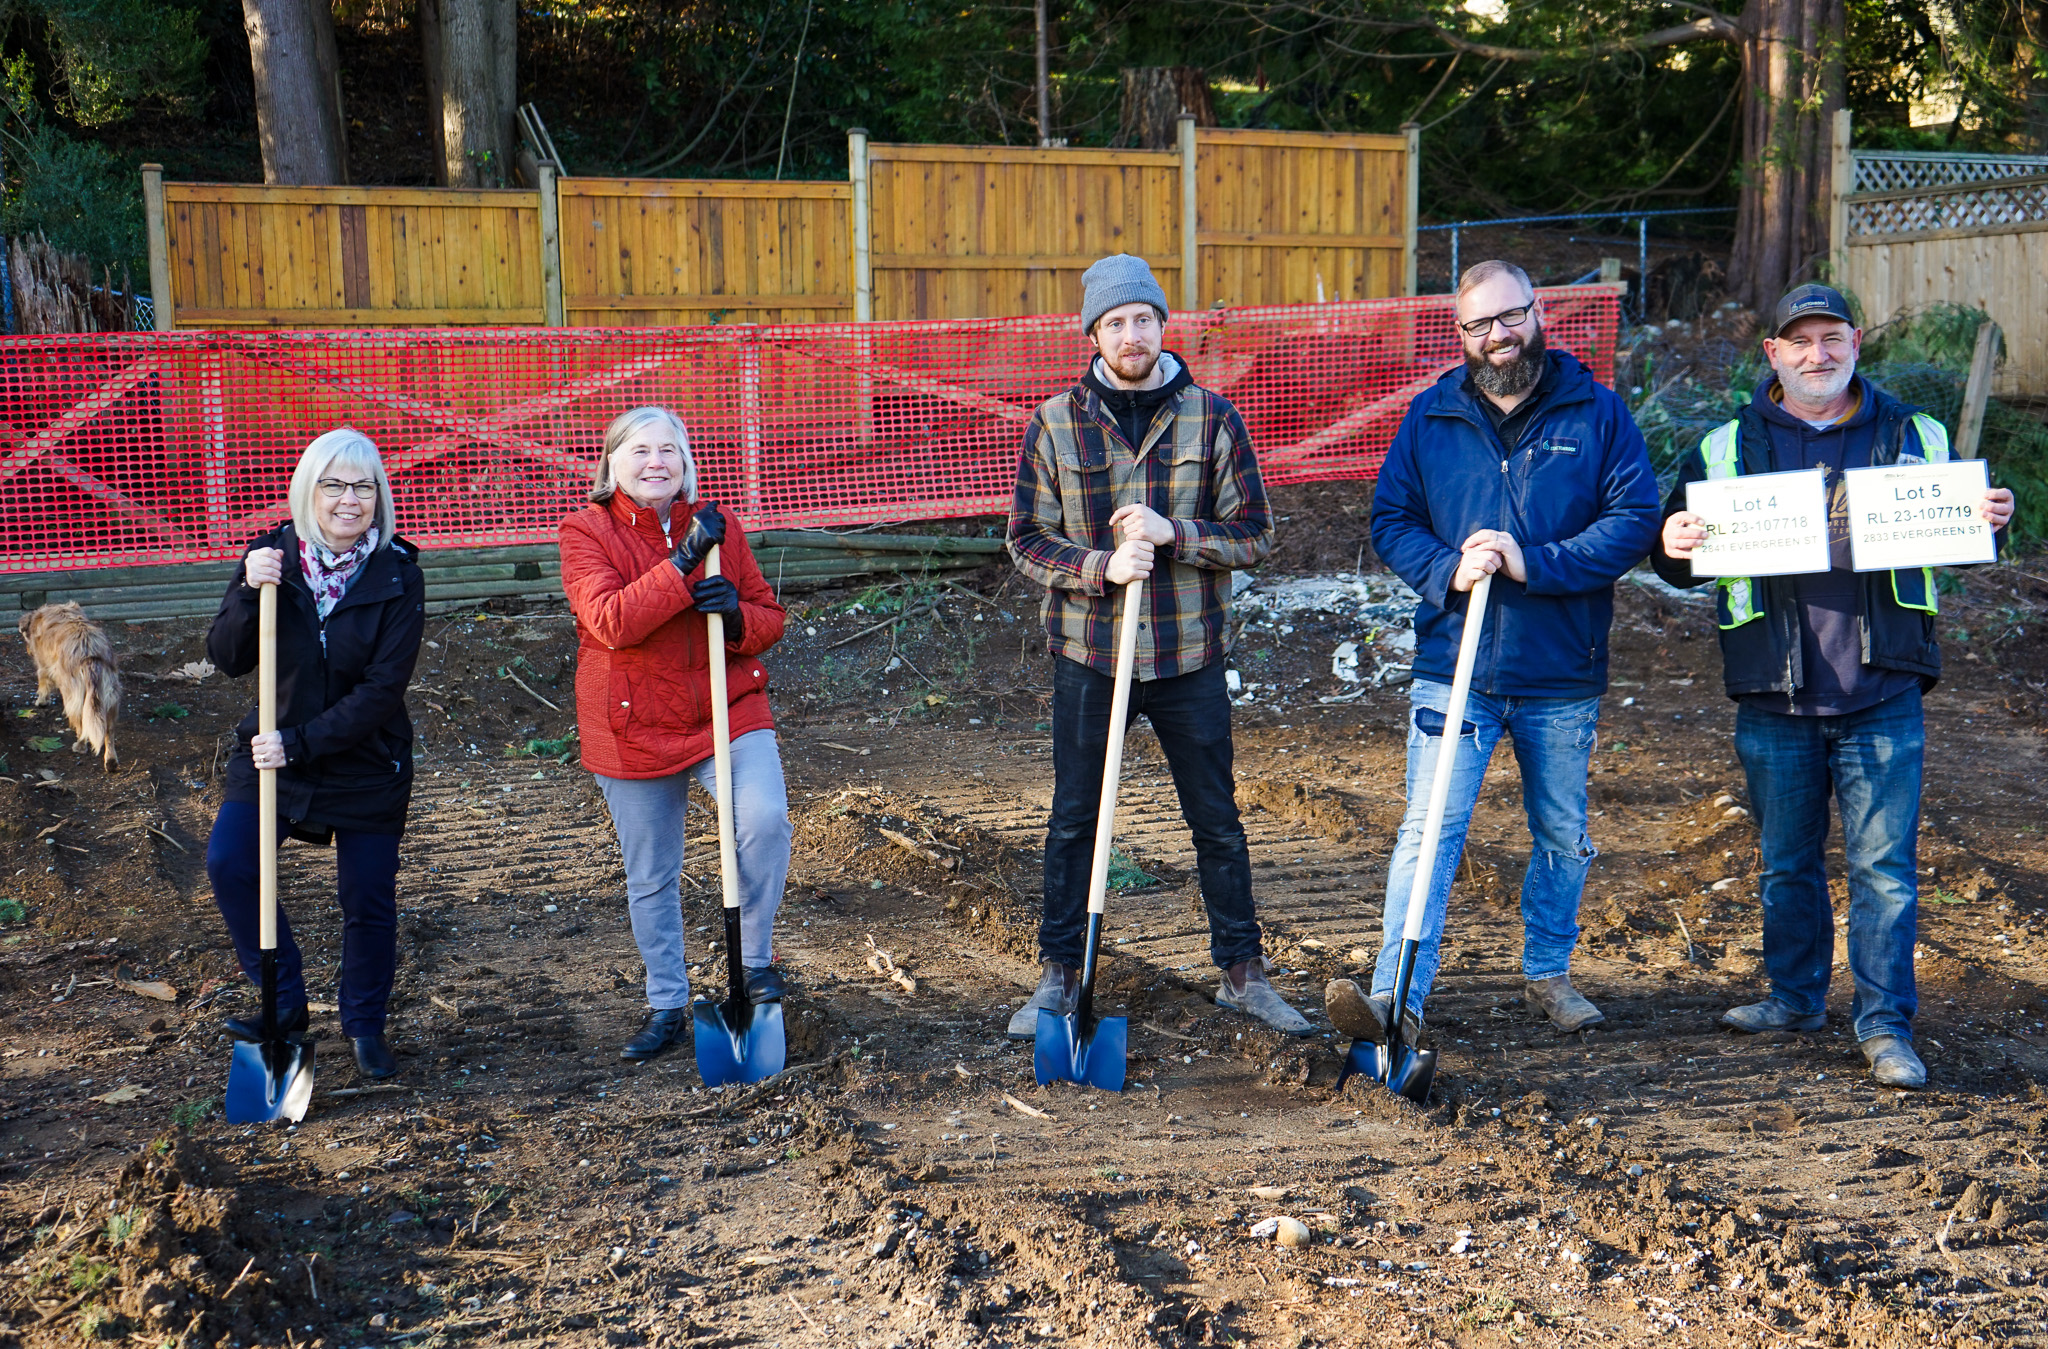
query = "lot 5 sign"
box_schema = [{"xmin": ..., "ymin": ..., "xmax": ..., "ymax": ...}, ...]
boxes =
[{"xmin": 1843, "ymin": 460, "xmax": 1995, "ymax": 571}]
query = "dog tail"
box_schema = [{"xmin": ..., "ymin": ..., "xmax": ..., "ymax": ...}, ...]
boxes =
[{"xmin": 78, "ymin": 654, "xmax": 121, "ymax": 769}]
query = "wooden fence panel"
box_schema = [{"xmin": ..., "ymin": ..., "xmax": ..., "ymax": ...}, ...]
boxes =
[
  {"xmin": 556, "ymin": 179, "xmax": 853, "ymax": 326},
  {"xmin": 866, "ymin": 145, "xmax": 1183, "ymax": 321},
  {"xmin": 1833, "ymin": 124, "xmax": 2048, "ymax": 397},
  {"xmin": 1194, "ymin": 128, "xmax": 1410, "ymax": 308},
  {"xmin": 1840, "ymin": 225, "xmax": 2048, "ymax": 396},
  {"xmin": 162, "ymin": 185, "xmax": 545, "ymax": 327}
]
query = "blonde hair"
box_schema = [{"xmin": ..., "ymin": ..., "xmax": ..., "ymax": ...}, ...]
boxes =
[
  {"xmin": 591, "ymin": 406, "xmax": 698, "ymax": 505},
  {"xmin": 290, "ymin": 428, "xmax": 396, "ymax": 553}
]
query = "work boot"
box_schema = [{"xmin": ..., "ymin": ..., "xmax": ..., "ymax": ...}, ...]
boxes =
[
  {"xmin": 223, "ymin": 1001, "xmax": 309, "ymax": 1044},
  {"xmin": 744, "ymin": 965, "xmax": 787, "ymax": 1004},
  {"xmin": 619, "ymin": 1007, "xmax": 690, "ymax": 1061},
  {"xmin": 1006, "ymin": 964, "xmax": 1077, "ymax": 1038},
  {"xmin": 1720, "ymin": 997, "xmax": 1826, "ymax": 1034},
  {"xmin": 352, "ymin": 1033, "xmax": 398, "ymax": 1080},
  {"xmin": 1525, "ymin": 975, "xmax": 1606, "ymax": 1033},
  {"xmin": 1861, "ymin": 1035, "xmax": 1926, "ymax": 1089},
  {"xmin": 1324, "ymin": 979, "xmax": 1430, "ymax": 1048},
  {"xmin": 1217, "ymin": 961, "xmax": 1313, "ymax": 1036}
]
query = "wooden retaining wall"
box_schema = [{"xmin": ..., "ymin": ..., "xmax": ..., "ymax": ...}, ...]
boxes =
[{"xmin": 0, "ymin": 535, "xmax": 1005, "ymax": 624}]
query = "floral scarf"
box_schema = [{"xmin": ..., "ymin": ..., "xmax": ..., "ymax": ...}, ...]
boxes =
[{"xmin": 298, "ymin": 527, "xmax": 379, "ymax": 621}]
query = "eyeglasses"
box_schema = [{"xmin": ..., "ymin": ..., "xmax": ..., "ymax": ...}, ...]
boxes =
[
  {"xmin": 1458, "ymin": 305, "xmax": 1535, "ymax": 337},
  {"xmin": 317, "ymin": 479, "xmax": 379, "ymax": 501}
]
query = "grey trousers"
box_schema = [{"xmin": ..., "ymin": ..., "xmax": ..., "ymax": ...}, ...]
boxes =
[{"xmin": 595, "ymin": 728, "xmax": 791, "ymax": 1009}]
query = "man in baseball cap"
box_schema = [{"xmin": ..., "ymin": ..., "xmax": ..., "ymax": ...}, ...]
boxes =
[{"xmin": 1653, "ymin": 282, "xmax": 2014, "ymax": 1089}]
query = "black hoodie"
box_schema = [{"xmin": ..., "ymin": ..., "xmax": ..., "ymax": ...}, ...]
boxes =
[{"xmin": 1082, "ymin": 352, "xmax": 1194, "ymax": 453}]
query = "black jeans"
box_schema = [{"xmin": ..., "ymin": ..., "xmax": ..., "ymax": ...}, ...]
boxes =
[{"xmin": 1043, "ymin": 655, "xmax": 1262, "ymax": 970}]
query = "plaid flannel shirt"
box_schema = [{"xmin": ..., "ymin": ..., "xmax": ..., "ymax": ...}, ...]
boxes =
[{"xmin": 1007, "ymin": 359, "xmax": 1274, "ymax": 680}]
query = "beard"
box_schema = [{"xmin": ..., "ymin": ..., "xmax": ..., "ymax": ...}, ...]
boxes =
[
  {"xmin": 1467, "ymin": 325, "xmax": 1547, "ymax": 398},
  {"xmin": 1778, "ymin": 360, "xmax": 1854, "ymax": 405},
  {"xmin": 1099, "ymin": 344, "xmax": 1162, "ymax": 385}
]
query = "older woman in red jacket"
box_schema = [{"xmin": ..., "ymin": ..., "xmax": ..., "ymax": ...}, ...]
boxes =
[{"xmin": 559, "ymin": 406, "xmax": 792, "ymax": 1062}]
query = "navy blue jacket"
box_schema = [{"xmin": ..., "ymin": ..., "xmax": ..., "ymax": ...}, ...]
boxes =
[
  {"xmin": 209, "ymin": 523, "xmax": 425, "ymax": 838},
  {"xmin": 1372, "ymin": 349, "xmax": 1661, "ymax": 698}
]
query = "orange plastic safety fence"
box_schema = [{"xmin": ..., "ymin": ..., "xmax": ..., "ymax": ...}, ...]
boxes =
[{"xmin": 0, "ymin": 289, "xmax": 1618, "ymax": 573}]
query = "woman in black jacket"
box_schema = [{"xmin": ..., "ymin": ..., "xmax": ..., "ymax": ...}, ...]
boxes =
[{"xmin": 204, "ymin": 428, "xmax": 425, "ymax": 1079}]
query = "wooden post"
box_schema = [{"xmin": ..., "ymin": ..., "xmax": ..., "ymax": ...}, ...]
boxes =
[
  {"xmin": 1401, "ymin": 122, "xmax": 1421, "ymax": 297},
  {"xmin": 1954, "ymin": 320, "xmax": 2002, "ymax": 459},
  {"xmin": 1178, "ymin": 115, "xmax": 1199, "ymax": 311},
  {"xmin": 537, "ymin": 161, "xmax": 564, "ymax": 327},
  {"xmin": 140, "ymin": 163, "xmax": 173, "ymax": 330},
  {"xmin": 849, "ymin": 128, "xmax": 872, "ymax": 322},
  {"xmin": 1599, "ymin": 257, "xmax": 1622, "ymax": 284},
  {"xmin": 1828, "ymin": 108, "xmax": 1852, "ymax": 283}
]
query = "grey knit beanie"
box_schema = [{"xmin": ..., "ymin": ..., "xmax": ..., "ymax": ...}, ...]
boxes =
[{"xmin": 1080, "ymin": 254, "xmax": 1169, "ymax": 334}]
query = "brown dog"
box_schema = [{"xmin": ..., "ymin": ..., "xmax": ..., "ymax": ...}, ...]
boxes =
[{"xmin": 18, "ymin": 602, "xmax": 120, "ymax": 769}]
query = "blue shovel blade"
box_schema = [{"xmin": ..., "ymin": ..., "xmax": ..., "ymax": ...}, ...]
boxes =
[
  {"xmin": 692, "ymin": 999, "xmax": 787, "ymax": 1087},
  {"xmin": 1033, "ymin": 1009, "xmax": 1128, "ymax": 1092},
  {"xmin": 1336, "ymin": 1038, "xmax": 1437, "ymax": 1103},
  {"xmin": 225, "ymin": 1038, "xmax": 315, "ymax": 1124}
]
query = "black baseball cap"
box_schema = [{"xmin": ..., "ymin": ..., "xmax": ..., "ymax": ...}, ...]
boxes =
[{"xmin": 1771, "ymin": 283, "xmax": 1855, "ymax": 336}]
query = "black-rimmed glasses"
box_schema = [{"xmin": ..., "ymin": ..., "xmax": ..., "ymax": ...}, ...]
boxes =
[{"xmin": 1458, "ymin": 306, "xmax": 1534, "ymax": 337}]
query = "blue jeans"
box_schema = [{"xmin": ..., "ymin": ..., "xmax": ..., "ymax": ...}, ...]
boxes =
[
  {"xmin": 1375, "ymin": 681, "xmax": 1601, "ymax": 1017},
  {"xmin": 1044, "ymin": 656, "xmax": 1262, "ymax": 970},
  {"xmin": 206, "ymin": 800, "xmax": 400, "ymax": 1038},
  {"xmin": 1735, "ymin": 686, "xmax": 1922, "ymax": 1042},
  {"xmin": 595, "ymin": 728, "xmax": 791, "ymax": 1009}
]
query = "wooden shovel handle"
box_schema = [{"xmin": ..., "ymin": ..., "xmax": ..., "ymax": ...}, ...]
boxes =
[
  {"xmin": 258, "ymin": 582, "xmax": 278, "ymax": 952},
  {"xmin": 703, "ymin": 544, "xmax": 742, "ymax": 915},
  {"xmin": 1084, "ymin": 577, "xmax": 1143, "ymax": 919}
]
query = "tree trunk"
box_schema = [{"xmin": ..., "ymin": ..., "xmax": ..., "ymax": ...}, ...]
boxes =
[
  {"xmin": 422, "ymin": 0, "xmax": 517, "ymax": 188},
  {"xmin": 241, "ymin": 0, "xmax": 347, "ymax": 185},
  {"xmin": 10, "ymin": 234, "xmax": 95, "ymax": 334},
  {"xmin": 1117, "ymin": 67, "xmax": 1215, "ymax": 149},
  {"xmin": 2021, "ymin": 2, "xmax": 2048, "ymax": 155},
  {"xmin": 1727, "ymin": 0, "xmax": 1844, "ymax": 308}
]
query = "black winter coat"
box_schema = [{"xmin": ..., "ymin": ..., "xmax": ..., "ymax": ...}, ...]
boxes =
[{"xmin": 208, "ymin": 523, "xmax": 425, "ymax": 839}]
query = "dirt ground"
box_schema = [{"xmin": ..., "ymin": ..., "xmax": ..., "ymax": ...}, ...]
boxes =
[{"xmin": 4, "ymin": 501, "xmax": 2048, "ymax": 1349}]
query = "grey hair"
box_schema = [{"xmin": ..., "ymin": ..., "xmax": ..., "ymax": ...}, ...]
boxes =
[
  {"xmin": 290, "ymin": 428, "xmax": 395, "ymax": 553},
  {"xmin": 591, "ymin": 406, "xmax": 698, "ymax": 505},
  {"xmin": 1456, "ymin": 259, "xmax": 1535, "ymax": 303}
]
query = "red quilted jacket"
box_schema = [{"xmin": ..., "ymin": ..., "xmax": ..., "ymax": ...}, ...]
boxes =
[{"xmin": 559, "ymin": 495, "xmax": 786, "ymax": 779}]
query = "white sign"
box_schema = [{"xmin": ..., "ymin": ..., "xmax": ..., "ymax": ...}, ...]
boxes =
[
  {"xmin": 1844, "ymin": 459, "xmax": 1994, "ymax": 571},
  {"xmin": 1683, "ymin": 469, "xmax": 1830, "ymax": 578}
]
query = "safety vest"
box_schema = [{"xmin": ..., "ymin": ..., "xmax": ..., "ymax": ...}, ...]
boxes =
[{"xmin": 1698, "ymin": 411, "xmax": 1950, "ymax": 629}]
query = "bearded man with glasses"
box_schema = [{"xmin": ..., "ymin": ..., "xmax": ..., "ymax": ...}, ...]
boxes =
[{"xmin": 1324, "ymin": 260, "xmax": 1660, "ymax": 1049}]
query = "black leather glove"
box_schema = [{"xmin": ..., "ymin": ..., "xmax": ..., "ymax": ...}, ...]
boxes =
[
  {"xmin": 669, "ymin": 503, "xmax": 727, "ymax": 576},
  {"xmin": 690, "ymin": 574, "xmax": 744, "ymax": 641}
]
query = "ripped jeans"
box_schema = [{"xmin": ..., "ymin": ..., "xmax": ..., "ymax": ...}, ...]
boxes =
[{"xmin": 1373, "ymin": 681, "xmax": 1603, "ymax": 1017}]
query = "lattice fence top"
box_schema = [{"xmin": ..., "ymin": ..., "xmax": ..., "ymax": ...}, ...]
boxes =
[
  {"xmin": 1845, "ymin": 173, "xmax": 2048, "ymax": 237},
  {"xmin": 1851, "ymin": 149, "xmax": 2048, "ymax": 195}
]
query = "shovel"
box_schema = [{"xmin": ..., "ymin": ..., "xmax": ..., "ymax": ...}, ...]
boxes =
[
  {"xmin": 1034, "ymin": 577, "xmax": 1141, "ymax": 1093},
  {"xmin": 226, "ymin": 580, "xmax": 316, "ymax": 1124},
  {"xmin": 693, "ymin": 542, "xmax": 787, "ymax": 1086},
  {"xmin": 1341, "ymin": 572, "xmax": 1493, "ymax": 1104}
]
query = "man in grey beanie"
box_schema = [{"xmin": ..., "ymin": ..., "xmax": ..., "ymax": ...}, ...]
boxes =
[{"xmin": 1006, "ymin": 253, "xmax": 1310, "ymax": 1037}]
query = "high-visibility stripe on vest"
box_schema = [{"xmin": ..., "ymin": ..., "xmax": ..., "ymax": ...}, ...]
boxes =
[
  {"xmin": 1698, "ymin": 421, "xmax": 1760, "ymax": 630},
  {"xmin": 1694, "ymin": 410, "xmax": 1949, "ymax": 630}
]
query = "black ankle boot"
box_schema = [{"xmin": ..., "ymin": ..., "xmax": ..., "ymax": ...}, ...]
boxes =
[
  {"xmin": 744, "ymin": 965, "xmax": 787, "ymax": 1004},
  {"xmin": 620, "ymin": 1007, "xmax": 690, "ymax": 1061},
  {"xmin": 352, "ymin": 1033, "xmax": 398, "ymax": 1079},
  {"xmin": 224, "ymin": 1002, "xmax": 309, "ymax": 1043}
]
